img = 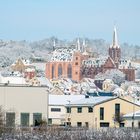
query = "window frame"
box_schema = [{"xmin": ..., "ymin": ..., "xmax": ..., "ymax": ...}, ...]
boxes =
[
  {"xmin": 51, "ymin": 108, "xmax": 61, "ymax": 112},
  {"xmin": 77, "ymin": 107, "xmax": 82, "ymax": 113},
  {"xmin": 88, "ymin": 107, "xmax": 93, "ymax": 113},
  {"xmin": 66, "ymin": 107, "xmax": 71, "ymax": 113},
  {"xmin": 6, "ymin": 112, "xmax": 15, "ymax": 127},
  {"xmin": 100, "ymin": 107, "xmax": 104, "ymax": 120},
  {"xmin": 20, "ymin": 113, "xmax": 30, "ymax": 127}
]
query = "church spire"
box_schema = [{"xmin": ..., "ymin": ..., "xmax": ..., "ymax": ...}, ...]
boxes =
[
  {"xmin": 82, "ymin": 39, "xmax": 86, "ymax": 52},
  {"xmin": 53, "ymin": 39, "xmax": 56, "ymax": 51},
  {"xmin": 112, "ymin": 26, "xmax": 119, "ymax": 48},
  {"xmin": 77, "ymin": 38, "xmax": 81, "ymax": 51}
]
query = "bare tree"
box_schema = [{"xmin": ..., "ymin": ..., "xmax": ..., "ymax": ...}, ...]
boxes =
[
  {"xmin": 113, "ymin": 113, "xmax": 125, "ymax": 127},
  {"xmin": 0, "ymin": 106, "xmax": 4, "ymax": 136}
]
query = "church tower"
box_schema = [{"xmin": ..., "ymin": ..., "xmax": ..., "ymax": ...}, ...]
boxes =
[{"xmin": 109, "ymin": 26, "xmax": 121, "ymax": 68}]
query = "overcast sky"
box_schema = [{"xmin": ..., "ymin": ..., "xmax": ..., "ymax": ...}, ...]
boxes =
[{"xmin": 0, "ymin": 0, "xmax": 139, "ymax": 44}]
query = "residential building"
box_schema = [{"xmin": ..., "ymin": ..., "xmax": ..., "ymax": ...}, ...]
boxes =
[
  {"xmin": 65, "ymin": 96, "xmax": 140, "ymax": 128},
  {"xmin": 124, "ymin": 110, "xmax": 140, "ymax": 128},
  {"xmin": 11, "ymin": 58, "xmax": 34, "ymax": 73}
]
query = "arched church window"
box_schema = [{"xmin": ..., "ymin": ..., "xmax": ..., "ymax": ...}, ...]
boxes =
[
  {"xmin": 67, "ymin": 64, "xmax": 72, "ymax": 78},
  {"xmin": 52, "ymin": 65, "xmax": 55, "ymax": 79},
  {"xmin": 58, "ymin": 64, "xmax": 63, "ymax": 77}
]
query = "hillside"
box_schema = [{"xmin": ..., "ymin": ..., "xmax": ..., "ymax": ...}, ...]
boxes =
[{"xmin": 0, "ymin": 38, "xmax": 139, "ymax": 68}]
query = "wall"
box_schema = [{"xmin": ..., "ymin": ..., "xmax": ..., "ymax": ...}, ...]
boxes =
[
  {"xmin": 66, "ymin": 98, "xmax": 140, "ymax": 128},
  {"xmin": 0, "ymin": 86, "xmax": 48, "ymax": 126},
  {"xmin": 49, "ymin": 105, "xmax": 66, "ymax": 125},
  {"xmin": 94, "ymin": 98, "xmax": 140, "ymax": 128}
]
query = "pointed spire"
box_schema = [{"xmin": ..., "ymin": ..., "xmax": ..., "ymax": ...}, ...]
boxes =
[
  {"xmin": 53, "ymin": 39, "xmax": 56, "ymax": 51},
  {"xmin": 77, "ymin": 38, "xmax": 81, "ymax": 51},
  {"xmin": 112, "ymin": 26, "xmax": 119, "ymax": 48},
  {"xmin": 82, "ymin": 39, "xmax": 86, "ymax": 52}
]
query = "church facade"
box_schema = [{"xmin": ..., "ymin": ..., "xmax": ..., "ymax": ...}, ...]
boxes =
[
  {"xmin": 81, "ymin": 27, "xmax": 135, "ymax": 81},
  {"xmin": 45, "ymin": 39, "xmax": 89, "ymax": 82},
  {"xmin": 46, "ymin": 27, "xmax": 135, "ymax": 82}
]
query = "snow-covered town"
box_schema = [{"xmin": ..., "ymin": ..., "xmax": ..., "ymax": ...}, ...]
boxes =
[
  {"xmin": 0, "ymin": 0, "xmax": 140, "ymax": 139},
  {"xmin": 0, "ymin": 26, "xmax": 140, "ymax": 128}
]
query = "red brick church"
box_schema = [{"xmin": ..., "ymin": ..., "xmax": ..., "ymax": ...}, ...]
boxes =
[
  {"xmin": 82, "ymin": 27, "xmax": 135, "ymax": 81},
  {"xmin": 46, "ymin": 27, "xmax": 135, "ymax": 82},
  {"xmin": 45, "ymin": 39, "xmax": 89, "ymax": 82}
]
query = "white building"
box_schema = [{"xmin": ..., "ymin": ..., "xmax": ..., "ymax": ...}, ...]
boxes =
[
  {"xmin": 48, "ymin": 95, "xmax": 84, "ymax": 125},
  {"xmin": 0, "ymin": 85, "xmax": 48, "ymax": 127},
  {"xmin": 124, "ymin": 110, "xmax": 140, "ymax": 128}
]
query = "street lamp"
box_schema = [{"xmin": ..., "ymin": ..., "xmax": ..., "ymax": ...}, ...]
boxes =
[
  {"xmin": 67, "ymin": 100, "xmax": 71, "ymax": 127},
  {"xmin": 132, "ymin": 95, "xmax": 135, "ymax": 129}
]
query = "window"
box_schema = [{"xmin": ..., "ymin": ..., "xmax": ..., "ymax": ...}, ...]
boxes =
[
  {"xmin": 138, "ymin": 122, "xmax": 140, "ymax": 128},
  {"xmin": 115, "ymin": 104, "xmax": 120, "ymax": 116},
  {"xmin": 58, "ymin": 64, "xmax": 62, "ymax": 77},
  {"xmin": 52, "ymin": 65, "xmax": 55, "ymax": 79},
  {"xmin": 67, "ymin": 64, "xmax": 72, "ymax": 78},
  {"xmin": 67, "ymin": 122, "xmax": 71, "ymax": 126},
  {"xmin": 88, "ymin": 107, "xmax": 93, "ymax": 113},
  {"xmin": 33, "ymin": 113, "xmax": 42, "ymax": 126},
  {"xmin": 85, "ymin": 122, "xmax": 89, "ymax": 128},
  {"xmin": 51, "ymin": 108, "xmax": 61, "ymax": 112},
  {"xmin": 21, "ymin": 113, "xmax": 29, "ymax": 126},
  {"xmin": 48, "ymin": 118, "xmax": 52, "ymax": 125},
  {"xmin": 77, "ymin": 107, "xmax": 82, "ymax": 113},
  {"xmin": 66, "ymin": 107, "xmax": 71, "ymax": 113},
  {"xmin": 100, "ymin": 107, "xmax": 104, "ymax": 120},
  {"xmin": 77, "ymin": 122, "xmax": 82, "ymax": 127},
  {"xmin": 75, "ymin": 62, "xmax": 78, "ymax": 65},
  {"xmin": 76, "ymin": 57, "xmax": 78, "ymax": 60},
  {"xmin": 6, "ymin": 112, "xmax": 15, "ymax": 127},
  {"xmin": 132, "ymin": 122, "xmax": 134, "ymax": 128},
  {"xmin": 100, "ymin": 122, "xmax": 109, "ymax": 127},
  {"xmin": 75, "ymin": 72, "xmax": 78, "ymax": 75},
  {"xmin": 120, "ymin": 123, "xmax": 124, "ymax": 127}
]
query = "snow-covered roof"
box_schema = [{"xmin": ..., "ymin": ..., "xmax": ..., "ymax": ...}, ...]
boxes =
[
  {"xmin": 124, "ymin": 110, "xmax": 140, "ymax": 118},
  {"xmin": 22, "ymin": 59, "xmax": 31, "ymax": 65},
  {"xmin": 82, "ymin": 56, "xmax": 108, "ymax": 67},
  {"xmin": 32, "ymin": 62, "xmax": 46, "ymax": 71},
  {"xmin": 37, "ymin": 77, "xmax": 53, "ymax": 87},
  {"xmin": 49, "ymin": 95, "xmax": 85, "ymax": 105},
  {"xmin": 104, "ymin": 79, "xmax": 114, "ymax": 83},
  {"xmin": 12, "ymin": 58, "xmax": 31, "ymax": 66},
  {"xmin": 25, "ymin": 68, "xmax": 35, "ymax": 72},
  {"xmin": 50, "ymin": 48, "xmax": 76, "ymax": 62},
  {"xmin": 119, "ymin": 59, "xmax": 134, "ymax": 69},
  {"xmin": 66, "ymin": 96, "xmax": 115, "ymax": 106},
  {"xmin": 132, "ymin": 62, "xmax": 140, "ymax": 69},
  {"xmin": 127, "ymin": 85, "xmax": 140, "ymax": 95},
  {"xmin": 113, "ymin": 87, "xmax": 124, "ymax": 96},
  {"xmin": 95, "ymin": 69, "xmax": 125, "ymax": 80},
  {"xmin": 1, "ymin": 71, "xmax": 23, "ymax": 77},
  {"xmin": 0, "ymin": 76, "xmax": 26, "ymax": 85}
]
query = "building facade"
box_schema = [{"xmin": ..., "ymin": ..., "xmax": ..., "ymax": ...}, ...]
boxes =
[
  {"xmin": 82, "ymin": 27, "xmax": 135, "ymax": 81},
  {"xmin": 46, "ymin": 40, "xmax": 89, "ymax": 82},
  {"xmin": 0, "ymin": 85, "xmax": 48, "ymax": 127},
  {"xmin": 65, "ymin": 97, "xmax": 140, "ymax": 128}
]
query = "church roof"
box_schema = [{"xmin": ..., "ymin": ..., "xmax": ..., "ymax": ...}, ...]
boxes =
[
  {"xmin": 82, "ymin": 56, "xmax": 108, "ymax": 67},
  {"xmin": 50, "ymin": 48, "xmax": 76, "ymax": 62}
]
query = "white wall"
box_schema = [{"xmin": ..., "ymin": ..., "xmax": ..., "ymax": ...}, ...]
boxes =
[
  {"xmin": 49, "ymin": 105, "xmax": 65, "ymax": 125},
  {"xmin": 0, "ymin": 85, "xmax": 48, "ymax": 126}
]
